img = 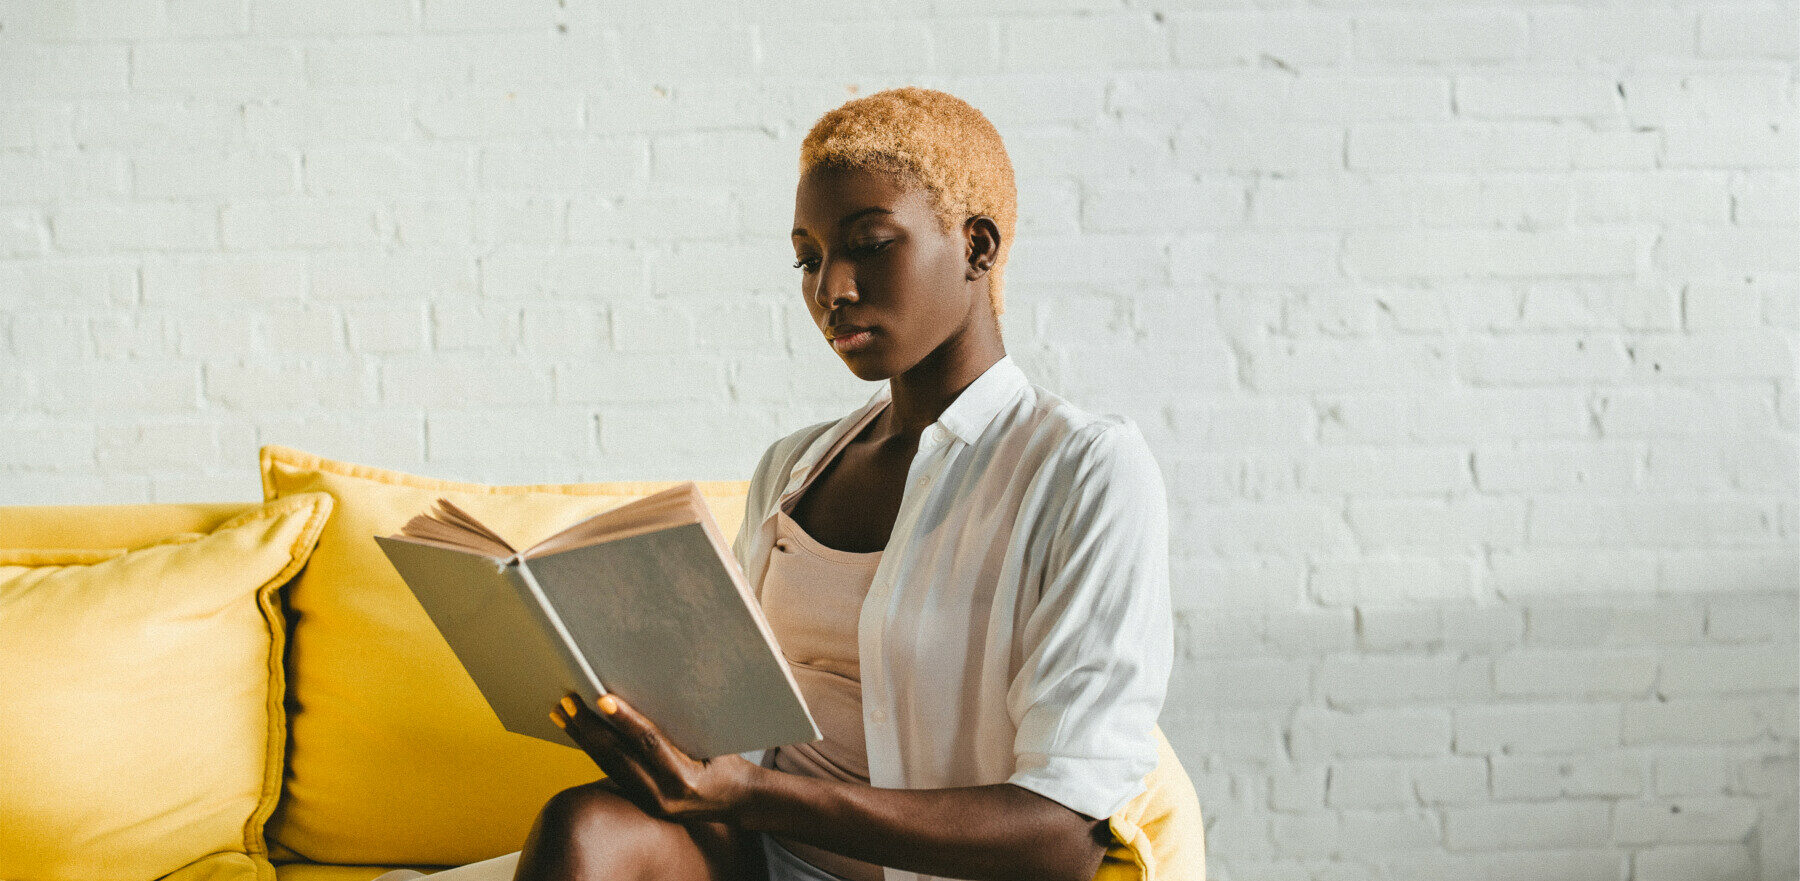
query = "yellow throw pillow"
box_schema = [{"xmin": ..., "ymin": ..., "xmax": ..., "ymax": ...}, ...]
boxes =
[
  {"xmin": 259, "ymin": 445, "xmax": 750, "ymax": 866},
  {"xmin": 0, "ymin": 493, "xmax": 334, "ymax": 881},
  {"xmin": 1097, "ymin": 726, "xmax": 1208, "ymax": 881}
]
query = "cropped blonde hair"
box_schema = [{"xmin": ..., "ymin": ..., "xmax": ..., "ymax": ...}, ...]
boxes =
[{"xmin": 800, "ymin": 87, "xmax": 1018, "ymax": 318}]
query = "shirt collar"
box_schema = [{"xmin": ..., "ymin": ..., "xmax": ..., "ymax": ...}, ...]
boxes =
[{"xmin": 784, "ymin": 354, "xmax": 1028, "ymax": 484}]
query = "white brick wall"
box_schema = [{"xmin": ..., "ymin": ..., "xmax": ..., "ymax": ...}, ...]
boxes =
[{"xmin": 2, "ymin": 0, "xmax": 1796, "ymax": 877}]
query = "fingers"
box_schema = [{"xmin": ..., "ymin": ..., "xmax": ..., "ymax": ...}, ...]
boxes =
[
  {"xmin": 596, "ymin": 694, "xmax": 688, "ymax": 773},
  {"xmin": 551, "ymin": 697, "xmax": 657, "ymax": 799}
]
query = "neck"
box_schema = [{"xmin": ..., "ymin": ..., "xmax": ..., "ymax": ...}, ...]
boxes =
[{"xmin": 880, "ymin": 325, "xmax": 1006, "ymax": 440}]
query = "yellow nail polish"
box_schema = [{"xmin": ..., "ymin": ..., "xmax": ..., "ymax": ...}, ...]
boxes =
[
  {"xmin": 560, "ymin": 696, "xmax": 577, "ymax": 716},
  {"xmin": 598, "ymin": 694, "xmax": 617, "ymax": 715},
  {"xmin": 549, "ymin": 712, "xmax": 566, "ymax": 730}
]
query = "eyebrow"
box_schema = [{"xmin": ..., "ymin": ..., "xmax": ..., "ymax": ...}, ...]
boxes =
[{"xmin": 792, "ymin": 206, "xmax": 893, "ymax": 238}]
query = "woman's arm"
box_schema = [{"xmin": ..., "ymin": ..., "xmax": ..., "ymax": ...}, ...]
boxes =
[{"xmin": 551, "ymin": 694, "xmax": 1109, "ymax": 881}]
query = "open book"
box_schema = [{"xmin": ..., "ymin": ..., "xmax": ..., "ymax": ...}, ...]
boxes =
[{"xmin": 372, "ymin": 483, "xmax": 819, "ymax": 759}]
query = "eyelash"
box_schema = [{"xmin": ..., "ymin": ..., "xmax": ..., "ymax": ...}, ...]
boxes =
[{"xmin": 794, "ymin": 240, "xmax": 890, "ymax": 271}]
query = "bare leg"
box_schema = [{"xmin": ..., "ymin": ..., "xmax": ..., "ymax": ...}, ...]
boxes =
[{"xmin": 511, "ymin": 780, "xmax": 766, "ymax": 881}]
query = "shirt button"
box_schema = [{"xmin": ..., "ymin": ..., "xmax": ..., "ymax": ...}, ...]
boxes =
[{"xmin": 774, "ymin": 541, "xmax": 790, "ymax": 553}]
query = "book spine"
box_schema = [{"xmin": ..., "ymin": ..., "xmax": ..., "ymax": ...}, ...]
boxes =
[{"xmin": 504, "ymin": 559, "xmax": 610, "ymax": 701}]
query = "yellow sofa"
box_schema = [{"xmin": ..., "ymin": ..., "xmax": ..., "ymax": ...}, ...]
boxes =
[{"xmin": 0, "ymin": 445, "xmax": 1203, "ymax": 881}]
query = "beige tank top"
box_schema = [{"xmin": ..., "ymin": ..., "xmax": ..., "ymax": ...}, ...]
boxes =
[{"xmin": 758, "ymin": 406, "xmax": 888, "ymax": 881}]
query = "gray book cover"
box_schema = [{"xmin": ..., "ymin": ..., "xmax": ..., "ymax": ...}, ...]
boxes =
[{"xmin": 374, "ymin": 517, "xmax": 819, "ymax": 759}]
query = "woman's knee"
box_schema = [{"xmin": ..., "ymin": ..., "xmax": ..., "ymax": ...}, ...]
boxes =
[{"xmin": 524, "ymin": 782, "xmax": 665, "ymax": 875}]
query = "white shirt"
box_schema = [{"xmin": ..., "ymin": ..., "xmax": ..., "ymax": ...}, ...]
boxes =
[{"xmin": 732, "ymin": 355, "xmax": 1173, "ymax": 881}]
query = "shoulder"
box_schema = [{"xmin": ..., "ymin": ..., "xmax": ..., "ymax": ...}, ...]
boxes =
[{"xmin": 1014, "ymin": 384, "xmax": 1160, "ymax": 485}]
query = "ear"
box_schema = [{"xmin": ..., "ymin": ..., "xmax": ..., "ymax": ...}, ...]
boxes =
[{"xmin": 963, "ymin": 215, "xmax": 1002, "ymax": 281}]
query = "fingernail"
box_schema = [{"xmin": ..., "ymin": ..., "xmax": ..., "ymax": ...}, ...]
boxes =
[
  {"xmin": 598, "ymin": 694, "xmax": 618, "ymax": 715},
  {"xmin": 560, "ymin": 696, "xmax": 577, "ymax": 716},
  {"xmin": 549, "ymin": 712, "xmax": 566, "ymax": 730}
]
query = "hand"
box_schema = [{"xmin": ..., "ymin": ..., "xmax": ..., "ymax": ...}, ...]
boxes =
[{"xmin": 550, "ymin": 692, "xmax": 760, "ymax": 824}]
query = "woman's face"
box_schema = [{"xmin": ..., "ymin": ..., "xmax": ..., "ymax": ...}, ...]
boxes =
[{"xmin": 791, "ymin": 164, "xmax": 992, "ymax": 382}]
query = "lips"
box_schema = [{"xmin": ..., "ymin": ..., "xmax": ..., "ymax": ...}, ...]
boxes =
[{"xmin": 828, "ymin": 326, "xmax": 876, "ymax": 354}]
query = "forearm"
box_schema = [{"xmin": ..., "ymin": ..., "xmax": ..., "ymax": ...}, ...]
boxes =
[{"xmin": 734, "ymin": 768, "xmax": 1107, "ymax": 881}]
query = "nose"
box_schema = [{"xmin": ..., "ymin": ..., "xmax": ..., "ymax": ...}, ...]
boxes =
[{"xmin": 813, "ymin": 254, "xmax": 857, "ymax": 310}]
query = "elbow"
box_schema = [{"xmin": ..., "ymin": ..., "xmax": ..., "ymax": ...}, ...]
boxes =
[{"xmin": 1014, "ymin": 819, "xmax": 1108, "ymax": 881}]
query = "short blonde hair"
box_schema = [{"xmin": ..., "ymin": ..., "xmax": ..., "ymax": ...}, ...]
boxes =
[{"xmin": 800, "ymin": 87, "xmax": 1018, "ymax": 318}]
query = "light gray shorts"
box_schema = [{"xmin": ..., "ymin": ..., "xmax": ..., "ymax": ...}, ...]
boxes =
[
  {"xmin": 375, "ymin": 835, "xmax": 857, "ymax": 881},
  {"xmin": 760, "ymin": 833, "xmax": 857, "ymax": 881}
]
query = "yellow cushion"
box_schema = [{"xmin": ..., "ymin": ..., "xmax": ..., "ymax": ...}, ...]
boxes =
[
  {"xmin": 1097, "ymin": 726, "xmax": 1207, "ymax": 881},
  {"xmin": 259, "ymin": 444, "xmax": 750, "ymax": 866},
  {"xmin": 0, "ymin": 493, "xmax": 334, "ymax": 881},
  {"xmin": 161, "ymin": 853, "xmax": 268, "ymax": 881},
  {"xmin": 0, "ymin": 502, "xmax": 256, "ymax": 549}
]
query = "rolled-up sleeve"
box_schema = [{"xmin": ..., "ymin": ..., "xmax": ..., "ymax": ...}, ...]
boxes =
[{"xmin": 1005, "ymin": 419, "xmax": 1174, "ymax": 820}]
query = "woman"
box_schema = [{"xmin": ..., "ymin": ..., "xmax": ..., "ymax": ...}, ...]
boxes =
[{"xmin": 395, "ymin": 86, "xmax": 1172, "ymax": 881}]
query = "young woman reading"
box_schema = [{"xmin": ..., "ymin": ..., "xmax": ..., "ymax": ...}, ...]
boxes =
[{"xmin": 385, "ymin": 86, "xmax": 1173, "ymax": 881}]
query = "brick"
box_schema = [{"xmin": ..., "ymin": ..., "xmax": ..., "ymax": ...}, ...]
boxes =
[
  {"xmin": 1346, "ymin": 498, "xmax": 1526, "ymax": 549},
  {"xmin": 519, "ymin": 305, "xmax": 605, "ymax": 356},
  {"xmin": 379, "ymin": 358, "xmax": 554, "ymax": 408},
  {"xmin": 420, "ymin": 0, "xmax": 560, "ymax": 32},
  {"xmin": 1645, "ymin": 435, "xmax": 1797, "ymax": 492},
  {"xmin": 1349, "ymin": 228, "xmax": 1640, "ymax": 280},
  {"xmin": 1630, "ymin": 329, "xmax": 1796, "ymax": 379},
  {"xmin": 1172, "ymin": 121, "xmax": 1341, "ymax": 175},
  {"xmin": 1318, "ymin": 655, "xmax": 1490, "ymax": 707},
  {"xmin": 1002, "ymin": 13, "xmax": 1170, "ymax": 71},
  {"xmin": 0, "ymin": 44, "xmax": 131, "ymax": 96},
  {"xmin": 96, "ymin": 420, "xmax": 220, "ymax": 471},
  {"xmin": 204, "ymin": 361, "xmax": 373, "ymax": 410},
  {"xmin": 251, "ymin": 0, "xmax": 412, "ymax": 35},
  {"xmin": 306, "ymin": 144, "xmax": 473, "ymax": 196},
  {"xmin": 553, "ymin": 356, "xmax": 725, "ymax": 405},
  {"xmin": 305, "ymin": 37, "xmax": 472, "ymax": 89},
  {"xmin": 426, "ymin": 410, "xmax": 593, "ymax": 463},
  {"xmin": 1185, "ymin": 656, "xmax": 1313, "ymax": 707},
  {"xmin": 258, "ymin": 414, "xmax": 423, "ymax": 465},
  {"xmin": 222, "ymin": 200, "xmax": 382, "ymax": 249},
  {"xmin": 1268, "ymin": 762, "xmax": 1327, "ymax": 811},
  {"xmin": 481, "ymin": 247, "xmax": 647, "ymax": 301},
  {"xmin": 0, "ymin": 150, "xmax": 129, "ymax": 201},
  {"xmin": 1635, "ymin": 844, "xmax": 1756, "ymax": 881},
  {"xmin": 1528, "ymin": 497, "xmax": 1778, "ymax": 546},
  {"xmin": 1453, "ymin": 704, "xmax": 1621, "ymax": 754},
  {"xmin": 1655, "ymin": 747, "xmax": 1744, "ymax": 797},
  {"xmin": 1516, "ymin": 283, "xmax": 1680, "ymax": 335},
  {"xmin": 608, "ymin": 25, "xmax": 759, "ymax": 81},
  {"xmin": 1624, "ymin": 698, "xmax": 1767, "ymax": 744},
  {"xmin": 568, "ymin": 192, "xmax": 737, "ymax": 242},
  {"xmin": 134, "ymin": 42, "xmax": 305, "ymax": 96},
  {"xmin": 759, "ymin": 20, "xmax": 930, "ymax": 77},
  {"xmin": 432, "ymin": 303, "xmax": 522, "ymax": 352},
  {"xmin": 1171, "ymin": 11, "xmax": 1351, "ymax": 68},
  {"xmin": 1705, "ymin": 595, "xmax": 1800, "ymax": 642},
  {"xmin": 1263, "ymin": 608, "xmax": 1355, "ymax": 655},
  {"xmin": 1243, "ymin": 338, "xmax": 1453, "ymax": 392},
  {"xmin": 1529, "ymin": 7, "xmax": 1696, "ymax": 60},
  {"xmin": 343, "ymin": 304, "xmax": 428, "ymax": 354},
  {"xmin": 1701, "ymin": 5, "xmax": 1799, "ymax": 58},
  {"xmin": 1354, "ymin": 11, "xmax": 1527, "ymax": 63},
  {"xmin": 1597, "ymin": 385, "xmax": 1784, "ymax": 437},
  {"xmin": 1615, "ymin": 797, "xmax": 1761, "ymax": 844},
  {"xmin": 481, "ymin": 141, "xmax": 647, "ymax": 192},
  {"xmin": 1659, "ymin": 644, "xmax": 1800, "ymax": 695},
  {"xmin": 1455, "ymin": 74, "xmax": 1621, "ymax": 119},
  {"xmin": 135, "ymin": 149, "xmax": 297, "ymax": 198},
  {"xmin": 418, "ymin": 89, "xmax": 584, "ymax": 140},
  {"xmin": 1475, "ymin": 441, "xmax": 1644, "ymax": 493},
  {"xmin": 1300, "ymin": 446, "xmax": 1470, "ymax": 495},
  {"xmin": 1291, "ymin": 706, "xmax": 1452, "ymax": 760},
  {"xmin": 1313, "ymin": 555, "xmax": 1476, "ymax": 606},
  {"xmin": 1081, "ymin": 180, "xmax": 1244, "ymax": 232},
  {"xmin": 53, "ymin": 203, "xmax": 218, "ymax": 251},
  {"xmin": 1495, "ymin": 649, "xmax": 1658, "ymax": 698},
  {"xmin": 1410, "ymin": 756, "xmax": 1488, "ymax": 805},
  {"xmin": 1525, "ymin": 603, "xmax": 1704, "ymax": 647},
  {"xmin": 1445, "ymin": 801, "xmax": 1611, "ymax": 850},
  {"xmin": 1348, "ymin": 123, "xmax": 1568, "ymax": 172},
  {"xmin": 311, "ymin": 251, "xmax": 478, "ymax": 301},
  {"xmin": 1493, "ymin": 752, "xmax": 1647, "ymax": 799},
  {"xmin": 0, "ymin": 259, "xmax": 136, "ymax": 310},
  {"xmin": 1665, "ymin": 119, "xmax": 1798, "ymax": 169},
  {"xmin": 245, "ymin": 94, "xmax": 414, "ymax": 144}
]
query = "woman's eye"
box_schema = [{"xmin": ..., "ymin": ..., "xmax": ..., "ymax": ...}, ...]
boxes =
[
  {"xmin": 855, "ymin": 240, "xmax": 892, "ymax": 255},
  {"xmin": 792, "ymin": 257, "xmax": 817, "ymax": 272}
]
